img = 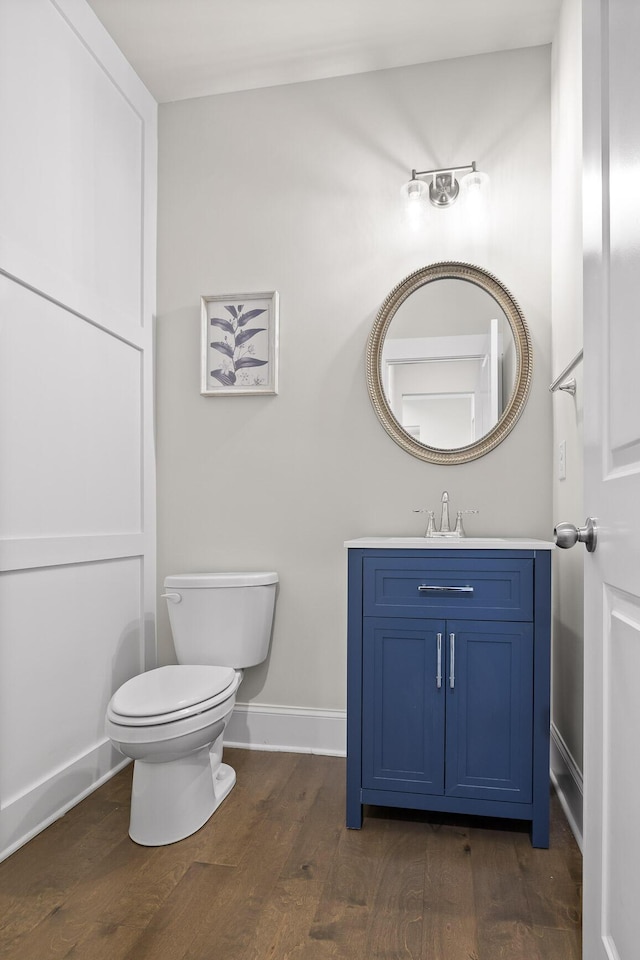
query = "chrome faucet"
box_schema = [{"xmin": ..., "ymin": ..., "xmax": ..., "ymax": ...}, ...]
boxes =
[{"xmin": 414, "ymin": 491, "xmax": 478, "ymax": 538}]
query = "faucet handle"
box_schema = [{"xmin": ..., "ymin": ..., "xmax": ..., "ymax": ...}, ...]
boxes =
[
  {"xmin": 412, "ymin": 508, "xmax": 436, "ymax": 537},
  {"xmin": 453, "ymin": 509, "xmax": 479, "ymax": 538},
  {"xmin": 424, "ymin": 510, "xmax": 436, "ymax": 537}
]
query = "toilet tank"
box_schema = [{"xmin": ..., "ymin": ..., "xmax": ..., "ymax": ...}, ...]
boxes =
[{"xmin": 163, "ymin": 572, "xmax": 278, "ymax": 668}]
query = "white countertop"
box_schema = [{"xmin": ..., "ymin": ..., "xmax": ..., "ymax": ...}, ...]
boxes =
[{"xmin": 344, "ymin": 536, "xmax": 556, "ymax": 550}]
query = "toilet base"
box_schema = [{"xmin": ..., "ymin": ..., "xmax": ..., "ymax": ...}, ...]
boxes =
[{"xmin": 129, "ymin": 741, "xmax": 235, "ymax": 846}]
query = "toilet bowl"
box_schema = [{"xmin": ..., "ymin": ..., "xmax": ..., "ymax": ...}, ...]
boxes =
[{"xmin": 105, "ymin": 571, "xmax": 277, "ymax": 846}]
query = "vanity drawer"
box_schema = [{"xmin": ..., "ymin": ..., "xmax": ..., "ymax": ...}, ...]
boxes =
[{"xmin": 362, "ymin": 557, "xmax": 534, "ymax": 621}]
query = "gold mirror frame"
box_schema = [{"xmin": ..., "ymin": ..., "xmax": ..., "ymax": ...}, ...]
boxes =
[{"xmin": 366, "ymin": 262, "xmax": 533, "ymax": 465}]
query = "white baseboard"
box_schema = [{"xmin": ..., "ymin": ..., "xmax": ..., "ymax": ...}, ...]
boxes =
[
  {"xmin": 550, "ymin": 722, "xmax": 583, "ymax": 852},
  {"xmin": 225, "ymin": 702, "xmax": 347, "ymax": 757},
  {"xmin": 0, "ymin": 739, "xmax": 128, "ymax": 863}
]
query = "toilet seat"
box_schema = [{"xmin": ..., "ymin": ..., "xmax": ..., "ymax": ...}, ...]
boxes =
[{"xmin": 108, "ymin": 664, "xmax": 238, "ymax": 726}]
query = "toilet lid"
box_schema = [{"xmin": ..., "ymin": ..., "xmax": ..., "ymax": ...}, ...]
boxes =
[{"xmin": 110, "ymin": 665, "xmax": 236, "ymax": 720}]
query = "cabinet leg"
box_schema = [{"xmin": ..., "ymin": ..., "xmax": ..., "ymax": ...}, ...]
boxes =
[
  {"xmin": 531, "ymin": 769, "xmax": 550, "ymax": 847},
  {"xmin": 346, "ymin": 791, "xmax": 363, "ymax": 829},
  {"xmin": 531, "ymin": 810, "xmax": 550, "ymax": 848}
]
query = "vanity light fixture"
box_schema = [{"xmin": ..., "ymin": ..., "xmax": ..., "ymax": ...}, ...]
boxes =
[{"xmin": 401, "ymin": 161, "xmax": 489, "ymax": 208}]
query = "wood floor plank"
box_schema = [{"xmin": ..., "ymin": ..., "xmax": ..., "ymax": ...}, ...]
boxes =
[
  {"xmin": 61, "ymin": 922, "xmax": 142, "ymax": 960},
  {"xmin": 119, "ymin": 862, "xmax": 236, "ymax": 960},
  {"xmin": 363, "ymin": 821, "xmax": 426, "ymax": 959},
  {"xmin": 421, "ymin": 820, "xmax": 479, "ymax": 960},
  {"xmin": 184, "ymin": 816, "xmax": 305, "ymax": 960},
  {"xmin": 476, "ymin": 919, "xmax": 549, "ymax": 959},
  {"xmin": 1, "ymin": 904, "xmax": 140, "ymax": 960},
  {"xmin": 2, "ymin": 827, "xmax": 208, "ymax": 960},
  {"xmin": 527, "ymin": 924, "xmax": 582, "ymax": 958},
  {"xmin": 95, "ymin": 764, "xmax": 133, "ymax": 805},
  {"xmin": 278, "ymin": 776, "xmax": 345, "ymax": 883},
  {"xmin": 0, "ymin": 795, "xmax": 123, "ymax": 897},
  {"xmin": 189, "ymin": 748, "xmax": 300, "ymax": 867},
  {"xmin": 471, "ymin": 823, "xmax": 544, "ymax": 960},
  {"xmin": 309, "ymin": 820, "xmax": 390, "ymax": 952},
  {"xmin": 261, "ymin": 754, "xmax": 340, "ymax": 826},
  {"xmin": 512, "ymin": 797, "xmax": 582, "ymax": 938},
  {"xmin": 98, "ymin": 830, "xmax": 210, "ymax": 930},
  {"xmin": 0, "ymin": 800, "xmax": 130, "ymax": 954},
  {"xmin": 514, "ymin": 840, "xmax": 581, "ymax": 935},
  {"xmin": 309, "ymin": 816, "xmax": 426, "ymax": 959},
  {"xmin": 235, "ymin": 877, "xmax": 326, "ymax": 960}
]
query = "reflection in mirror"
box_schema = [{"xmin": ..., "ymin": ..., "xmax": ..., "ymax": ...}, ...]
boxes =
[
  {"xmin": 381, "ymin": 280, "xmax": 517, "ymax": 448},
  {"xmin": 366, "ymin": 263, "xmax": 532, "ymax": 465}
]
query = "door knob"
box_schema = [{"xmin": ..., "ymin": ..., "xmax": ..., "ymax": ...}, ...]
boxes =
[{"xmin": 554, "ymin": 517, "xmax": 598, "ymax": 552}]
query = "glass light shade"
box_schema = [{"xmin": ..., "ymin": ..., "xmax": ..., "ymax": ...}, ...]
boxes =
[
  {"xmin": 400, "ymin": 178, "xmax": 428, "ymax": 202},
  {"xmin": 461, "ymin": 169, "xmax": 490, "ymax": 194}
]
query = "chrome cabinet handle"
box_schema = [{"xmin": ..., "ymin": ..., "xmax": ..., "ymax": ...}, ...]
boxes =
[
  {"xmin": 436, "ymin": 633, "xmax": 442, "ymax": 689},
  {"xmin": 417, "ymin": 585, "xmax": 474, "ymax": 594},
  {"xmin": 449, "ymin": 633, "xmax": 455, "ymax": 689}
]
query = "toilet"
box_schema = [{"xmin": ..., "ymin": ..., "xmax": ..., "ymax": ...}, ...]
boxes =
[{"xmin": 105, "ymin": 571, "xmax": 277, "ymax": 846}]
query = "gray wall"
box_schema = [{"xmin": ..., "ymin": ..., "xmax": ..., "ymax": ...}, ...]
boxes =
[{"xmin": 156, "ymin": 46, "xmax": 552, "ymax": 711}]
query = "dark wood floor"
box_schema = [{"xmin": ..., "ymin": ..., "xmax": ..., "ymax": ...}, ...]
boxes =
[{"xmin": 0, "ymin": 749, "xmax": 581, "ymax": 960}]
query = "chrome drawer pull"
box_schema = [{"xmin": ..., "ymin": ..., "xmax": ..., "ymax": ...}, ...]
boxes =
[
  {"xmin": 436, "ymin": 633, "xmax": 442, "ymax": 689},
  {"xmin": 449, "ymin": 633, "xmax": 455, "ymax": 689},
  {"xmin": 417, "ymin": 584, "xmax": 474, "ymax": 594}
]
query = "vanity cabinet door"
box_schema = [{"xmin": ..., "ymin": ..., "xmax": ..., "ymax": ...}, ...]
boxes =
[
  {"xmin": 444, "ymin": 620, "xmax": 534, "ymax": 803},
  {"xmin": 361, "ymin": 618, "xmax": 446, "ymax": 794},
  {"xmin": 361, "ymin": 616, "xmax": 534, "ymax": 803}
]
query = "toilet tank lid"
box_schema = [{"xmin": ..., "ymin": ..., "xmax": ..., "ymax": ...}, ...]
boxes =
[{"xmin": 164, "ymin": 571, "xmax": 278, "ymax": 589}]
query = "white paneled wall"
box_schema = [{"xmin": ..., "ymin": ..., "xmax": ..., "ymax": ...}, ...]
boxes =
[
  {"xmin": 0, "ymin": 0, "xmax": 156, "ymax": 860},
  {"xmin": 0, "ymin": 281, "xmax": 143, "ymax": 539}
]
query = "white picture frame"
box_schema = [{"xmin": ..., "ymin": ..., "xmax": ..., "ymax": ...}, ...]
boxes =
[{"xmin": 201, "ymin": 291, "xmax": 279, "ymax": 396}]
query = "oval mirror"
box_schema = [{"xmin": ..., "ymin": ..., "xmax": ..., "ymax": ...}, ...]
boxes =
[{"xmin": 366, "ymin": 262, "xmax": 532, "ymax": 464}]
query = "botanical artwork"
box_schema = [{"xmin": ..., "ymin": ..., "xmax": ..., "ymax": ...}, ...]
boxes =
[
  {"xmin": 209, "ymin": 303, "xmax": 268, "ymax": 388},
  {"xmin": 201, "ymin": 292, "xmax": 278, "ymax": 396}
]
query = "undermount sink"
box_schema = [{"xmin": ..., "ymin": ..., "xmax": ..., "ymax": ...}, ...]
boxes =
[{"xmin": 344, "ymin": 536, "xmax": 555, "ymax": 550}]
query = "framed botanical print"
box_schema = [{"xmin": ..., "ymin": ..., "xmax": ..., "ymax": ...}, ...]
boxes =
[{"xmin": 201, "ymin": 291, "xmax": 279, "ymax": 396}]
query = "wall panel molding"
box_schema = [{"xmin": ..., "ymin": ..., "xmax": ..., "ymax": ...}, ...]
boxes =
[{"xmin": 0, "ymin": 535, "xmax": 146, "ymax": 572}]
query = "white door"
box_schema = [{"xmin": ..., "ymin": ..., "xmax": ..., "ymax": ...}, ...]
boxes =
[{"xmin": 582, "ymin": 1, "xmax": 640, "ymax": 957}]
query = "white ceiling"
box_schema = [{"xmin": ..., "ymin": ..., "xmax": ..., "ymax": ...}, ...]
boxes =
[{"xmin": 86, "ymin": 0, "xmax": 562, "ymax": 103}]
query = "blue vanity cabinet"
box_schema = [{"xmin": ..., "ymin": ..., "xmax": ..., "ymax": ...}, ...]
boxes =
[{"xmin": 347, "ymin": 546, "xmax": 552, "ymax": 848}]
